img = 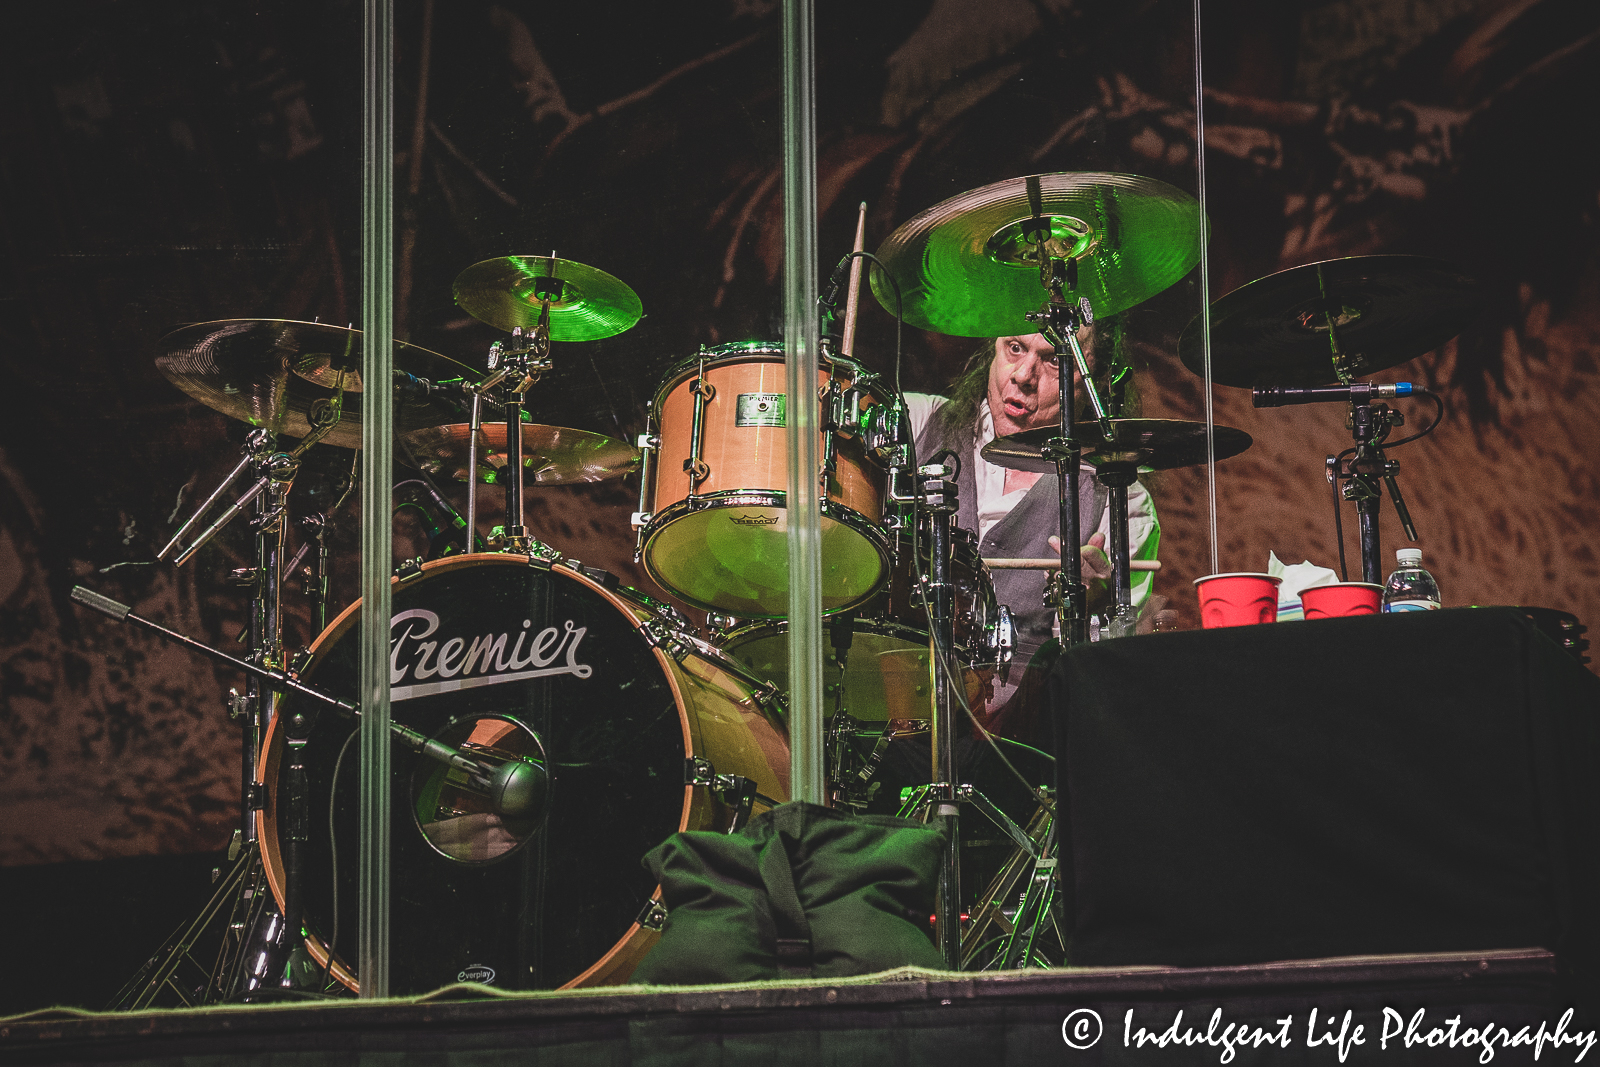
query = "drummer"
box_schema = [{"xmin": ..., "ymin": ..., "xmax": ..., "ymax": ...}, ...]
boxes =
[{"xmin": 903, "ymin": 330, "xmax": 1160, "ymax": 709}]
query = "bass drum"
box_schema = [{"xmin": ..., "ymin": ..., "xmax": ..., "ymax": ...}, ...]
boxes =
[{"xmin": 258, "ymin": 554, "xmax": 789, "ymax": 994}]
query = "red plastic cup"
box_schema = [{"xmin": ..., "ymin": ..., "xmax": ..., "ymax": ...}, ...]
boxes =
[
  {"xmin": 1300, "ymin": 582, "xmax": 1384, "ymax": 619},
  {"xmin": 1194, "ymin": 572, "xmax": 1282, "ymax": 629}
]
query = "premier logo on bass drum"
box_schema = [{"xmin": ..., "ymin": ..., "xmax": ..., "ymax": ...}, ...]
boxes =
[{"xmin": 388, "ymin": 608, "xmax": 592, "ymax": 702}]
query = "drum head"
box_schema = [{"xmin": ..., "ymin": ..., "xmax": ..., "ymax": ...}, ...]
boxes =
[
  {"xmin": 264, "ymin": 557, "xmax": 688, "ymax": 993},
  {"xmin": 644, "ymin": 499, "xmax": 887, "ymax": 617},
  {"xmin": 722, "ymin": 620, "xmax": 933, "ymax": 721}
]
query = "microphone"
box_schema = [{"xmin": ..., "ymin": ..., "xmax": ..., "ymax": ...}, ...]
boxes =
[
  {"xmin": 1252, "ymin": 382, "xmax": 1414, "ymax": 408},
  {"xmin": 399, "ymin": 477, "xmax": 468, "ymax": 531},
  {"xmin": 390, "ymin": 722, "xmax": 547, "ymax": 818},
  {"xmin": 819, "ymin": 252, "xmax": 854, "ymax": 310},
  {"xmin": 393, "ymin": 369, "xmax": 439, "ymax": 398}
]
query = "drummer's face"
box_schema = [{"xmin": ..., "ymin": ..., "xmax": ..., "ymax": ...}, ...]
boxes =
[{"xmin": 988, "ymin": 334, "xmax": 1071, "ymax": 437}]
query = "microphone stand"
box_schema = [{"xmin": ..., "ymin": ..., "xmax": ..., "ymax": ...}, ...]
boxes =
[
  {"xmin": 1330, "ymin": 397, "xmax": 1417, "ymax": 583},
  {"xmin": 74, "ymin": 583, "xmax": 541, "ymax": 1003}
]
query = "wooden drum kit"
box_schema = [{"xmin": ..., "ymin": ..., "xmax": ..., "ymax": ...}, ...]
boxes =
[{"xmin": 79, "ymin": 171, "xmax": 1479, "ymax": 1004}]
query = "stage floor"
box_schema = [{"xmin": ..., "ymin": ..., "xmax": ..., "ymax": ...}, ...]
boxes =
[{"xmin": 4, "ymin": 948, "xmax": 1594, "ymax": 1067}]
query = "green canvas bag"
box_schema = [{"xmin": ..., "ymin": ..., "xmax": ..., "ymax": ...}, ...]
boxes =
[{"xmin": 632, "ymin": 801, "xmax": 947, "ymax": 984}]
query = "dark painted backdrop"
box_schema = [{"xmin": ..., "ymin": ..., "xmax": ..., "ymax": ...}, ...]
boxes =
[{"xmin": 1, "ymin": 0, "xmax": 1596, "ymax": 866}]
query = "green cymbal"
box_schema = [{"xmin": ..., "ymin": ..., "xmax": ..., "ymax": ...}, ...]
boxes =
[
  {"xmin": 452, "ymin": 255, "xmax": 642, "ymax": 341},
  {"xmin": 872, "ymin": 172, "xmax": 1206, "ymax": 337}
]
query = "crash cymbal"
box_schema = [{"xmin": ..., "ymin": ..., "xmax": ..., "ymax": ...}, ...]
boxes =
[
  {"xmin": 981, "ymin": 418, "xmax": 1252, "ymax": 474},
  {"xmin": 452, "ymin": 255, "xmax": 642, "ymax": 340},
  {"xmin": 1177, "ymin": 255, "xmax": 1480, "ymax": 388},
  {"xmin": 399, "ymin": 423, "xmax": 640, "ymax": 486},
  {"xmin": 155, "ymin": 319, "xmax": 480, "ymax": 448},
  {"xmin": 872, "ymin": 172, "xmax": 1205, "ymax": 337}
]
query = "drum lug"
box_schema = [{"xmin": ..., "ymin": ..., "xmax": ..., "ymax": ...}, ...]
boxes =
[
  {"xmin": 993, "ymin": 604, "xmax": 1016, "ymax": 665},
  {"xmin": 683, "ymin": 757, "xmax": 759, "ymax": 833},
  {"xmin": 640, "ymin": 616, "xmax": 693, "ymax": 661},
  {"xmin": 636, "ymin": 897, "xmax": 668, "ymax": 932},
  {"xmin": 395, "ymin": 557, "xmax": 425, "ymax": 581},
  {"xmin": 685, "ymin": 366, "xmax": 714, "ymax": 490},
  {"xmin": 520, "ymin": 542, "xmax": 563, "ymax": 570}
]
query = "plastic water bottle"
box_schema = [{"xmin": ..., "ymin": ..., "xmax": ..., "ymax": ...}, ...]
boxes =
[{"xmin": 1381, "ymin": 548, "xmax": 1442, "ymax": 612}]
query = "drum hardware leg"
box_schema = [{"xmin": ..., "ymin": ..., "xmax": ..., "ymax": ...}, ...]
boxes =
[
  {"xmin": 959, "ymin": 803, "xmax": 1053, "ymax": 970},
  {"xmin": 954, "ymin": 783, "xmax": 1039, "ymax": 860},
  {"xmin": 104, "ymin": 841, "xmax": 259, "ymax": 1010},
  {"xmin": 995, "ymin": 832, "xmax": 1059, "ymax": 970}
]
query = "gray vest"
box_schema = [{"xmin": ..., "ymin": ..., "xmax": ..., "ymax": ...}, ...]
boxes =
[{"xmin": 916, "ymin": 403, "xmax": 1106, "ymax": 659}]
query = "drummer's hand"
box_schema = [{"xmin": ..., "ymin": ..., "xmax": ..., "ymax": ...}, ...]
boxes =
[{"xmin": 1047, "ymin": 532, "xmax": 1112, "ymax": 581}]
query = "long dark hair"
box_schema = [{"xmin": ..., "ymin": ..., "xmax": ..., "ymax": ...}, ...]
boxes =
[{"xmin": 935, "ymin": 316, "xmax": 1140, "ymax": 445}]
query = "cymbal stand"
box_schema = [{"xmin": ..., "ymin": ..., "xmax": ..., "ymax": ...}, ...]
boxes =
[
  {"xmin": 492, "ymin": 300, "xmax": 555, "ymax": 552},
  {"xmin": 1018, "ymin": 178, "xmax": 1116, "ymax": 650},
  {"xmin": 146, "ymin": 390, "xmax": 349, "ymax": 1002},
  {"xmin": 918, "ymin": 460, "xmax": 963, "ymax": 967}
]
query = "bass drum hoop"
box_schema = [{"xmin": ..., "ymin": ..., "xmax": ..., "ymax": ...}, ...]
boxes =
[{"xmin": 255, "ymin": 553, "xmax": 786, "ymax": 992}]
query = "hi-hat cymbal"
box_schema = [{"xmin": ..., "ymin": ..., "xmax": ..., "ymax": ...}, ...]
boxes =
[
  {"xmin": 872, "ymin": 172, "xmax": 1206, "ymax": 337},
  {"xmin": 981, "ymin": 418, "xmax": 1252, "ymax": 474},
  {"xmin": 452, "ymin": 255, "xmax": 642, "ymax": 340},
  {"xmin": 155, "ymin": 319, "xmax": 480, "ymax": 448},
  {"xmin": 1177, "ymin": 255, "xmax": 1480, "ymax": 387},
  {"xmin": 399, "ymin": 423, "xmax": 640, "ymax": 486}
]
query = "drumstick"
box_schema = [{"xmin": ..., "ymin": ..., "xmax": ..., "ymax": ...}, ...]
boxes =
[
  {"xmin": 984, "ymin": 558, "xmax": 1162, "ymax": 572},
  {"xmin": 840, "ymin": 201, "xmax": 867, "ymax": 358}
]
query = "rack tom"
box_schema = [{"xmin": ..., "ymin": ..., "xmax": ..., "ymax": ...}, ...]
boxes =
[{"xmin": 635, "ymin": 342, "xmax": 890, "ymax": 617}]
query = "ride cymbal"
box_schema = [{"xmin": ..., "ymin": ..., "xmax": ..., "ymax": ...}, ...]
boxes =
[
  {"xmin": 155, "ymin": 319, "xmax": 480, "ymax": 448},
  {"xmin": 872, "ymin": 172, "xmax": 1206, "ymax": 337},
  {"xmin": 981, "ymin": 418, "xmax": 1252, "ymax": 473},
  {"xmin": 452, "ymin": 256, "xmax": 642, "ymax": 340},
  {"xmin": 1177, "ymin": 255, "xmax": 1480, "ymax": 388},
  {"xmin": 399, "ymin": 423, "xmax": 640, "ymax": 486}
]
